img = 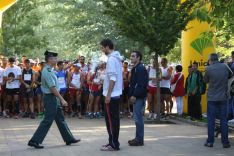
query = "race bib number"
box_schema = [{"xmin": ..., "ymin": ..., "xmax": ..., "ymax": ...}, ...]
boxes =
[
  {"xmin": 58, "ymin": 77, "xmax": 66, "ymax": 89},
  {"xmin": 24, "ymin": 74, "xmax": 31, "ymax": 81},
  {"xmin": 93, "ymin": 78, "xmax": 100, "ymax": 83},
  {"xmin": 149, "ymin": 70, "xmax": 156, "ymax": 78}
]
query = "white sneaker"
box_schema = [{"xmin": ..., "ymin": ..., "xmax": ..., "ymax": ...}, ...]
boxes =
[
  {"xmin": 128, "ymin": 112, "xmax": 133, "ymax": 118},
  {"xmin": 228, "ymin": 119, "xmax": 234, "ymax": 124},
  {"xmin": 147, "ymin": 113, "xmax": 153, "ymax": 120},
  {"xmin": 3, "ymin": 110, "xmax": 9, "ymax": 118},
  {"xmin": 153, "ymin": 113, "xmax": 157, "ymax": 120}
]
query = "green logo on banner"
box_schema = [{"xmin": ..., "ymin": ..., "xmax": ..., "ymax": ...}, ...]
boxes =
[{"xmin": 191, "ymin": 36, "xmax": 213, "ymax": 56}]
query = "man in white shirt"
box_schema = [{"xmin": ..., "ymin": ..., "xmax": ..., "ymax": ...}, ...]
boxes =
[
  {"xmin": 100, "ymin": 39, "xmax": 123, "ymax": 151},
  {"xmin": 3, "ymin": 57, "xmax": 22, "ymax": 119}
]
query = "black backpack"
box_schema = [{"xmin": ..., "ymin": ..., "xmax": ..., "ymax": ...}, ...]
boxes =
[{"xmin": 198, "ymin": 71, "xmax": 206, "ymax": 95}]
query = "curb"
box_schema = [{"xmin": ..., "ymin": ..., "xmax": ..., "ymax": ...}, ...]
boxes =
[{"xmin": 170, "ymin": 116, "xmax": 207, "ymax": 127}]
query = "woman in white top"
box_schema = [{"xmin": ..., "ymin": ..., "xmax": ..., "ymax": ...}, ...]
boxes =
[{"xmin": 68, "ymin": 63, "xmax": 83, "ymax": 118}]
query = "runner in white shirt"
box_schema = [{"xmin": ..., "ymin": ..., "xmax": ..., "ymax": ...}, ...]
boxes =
[
  {"xmin": 68, "ymin": 63, "xmax": 83, "ymax": 118},
  {"xmin": 3, "ymin": 57, "xmax": 22, "ymax": 119},
  {"xmin": 160, "ymin": 58, "xmax": 173, "ymax": 118}
]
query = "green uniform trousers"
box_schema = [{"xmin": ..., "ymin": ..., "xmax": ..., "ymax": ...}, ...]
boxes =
[{"xmin": 30, "ymin": 94, "xmax": 74, "ymax": 144}]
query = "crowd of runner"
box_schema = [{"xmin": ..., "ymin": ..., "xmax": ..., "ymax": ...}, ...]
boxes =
[{"xmin": 0, "ymin": 53, "xmax": 233, "ymax": 121}]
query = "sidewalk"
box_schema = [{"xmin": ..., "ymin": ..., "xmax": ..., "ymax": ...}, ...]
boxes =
[{"xmin": 0, "ymin": 118, "xmax": 233, "ymax": 156}]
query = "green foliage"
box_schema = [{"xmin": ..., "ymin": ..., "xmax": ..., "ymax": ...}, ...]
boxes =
[
  {"xmin": 1, "ymin": 0, "xmax": 146, "ymax": 60},
  {"xmin": 58, "ymin": 0, "xmax": 146, "ymax": 59},
  {"xmin": 0, "ymin": 28, "xmax": 3, "ymax": 51},
  {"xmin": 209, "ymin": 0, "xmax": 234, "ymax": 33},
  {"xmin": 2, "ymin": 0, "xmax": 48, "ymax": 57},
  {"xmin": 190, "ymin": 1, "xmax": 234, "ymax": 59},
  {"xmin": 99, "ymin": 0, "xmax": 197, "ymax": 120},
  {"xmin": 100, "ymin": 0, "xmax": 197, "ymax": 55},
  {"xmin": 164, "ymin": 39, "xmax": 181, "ymax": 64}
]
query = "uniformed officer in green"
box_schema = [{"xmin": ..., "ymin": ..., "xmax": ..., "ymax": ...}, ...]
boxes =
[{"xmin": 28, "ymin": 50, "xmax": 80, "ymax": 149}]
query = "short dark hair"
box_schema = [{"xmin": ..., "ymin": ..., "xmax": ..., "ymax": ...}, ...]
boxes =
[
  {"xmin": 132, "ymin": 50, "xmax": 143, "ymax": 61},
  {"xmin": 80, "ymin": 56, "xmax": 85, "ymax": 59},
  {"xmin": 8, "ymin": 57, "xmax": 15, "ymax": 62},
  {"xmin": 24, "ymin": 59, "xmax": 30, "ymax": 64},
  {"xmin": 161, "ymin": 58, "xmax": 168, "ymax": 63},
  {"xmin": 231, "ymin": 51, "xmax": 234, "ymax": 57},
  {"xmin": 193, "ymin": 61, "xmax": 198, "ymax": 66},
  {"xmin": 45, "ymin": 56, "xmax": 49, "ymax": 62},
  {"xmin": 188, "ymin": 65, "xmax": 192, "ymax": 69},
  {"xmin": 57, "ymin": 61, "xmax": 63, "ymax": 66},
  {"xmin": 100, "ymin": 39, "xmax": 114, "ymax": 50},
  {"xmin": 22, "ymin": 55, "xmax": 26, "ymax": 58},
  {"xmin": 123, "ymin": 61, "xmax": 128, "ymax": 65},
  {"xmin": 39, "ymin": 62, "xmax": 45, "ymax": 66},
  {"xmin": 176, "ymin": 65, "xmax": 183, "ymax": 72},
  {"xmin": 209, "ymin": 53, "xmax": 219, "ymax": 62}
]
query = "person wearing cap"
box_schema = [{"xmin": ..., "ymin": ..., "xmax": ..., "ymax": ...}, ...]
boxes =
[
  {"xmin": 31, "ymin": 59, "xmax": 41, "ymax": 72},
  {"xmin": 28, "ymin": 51, "xmax": 80, "ymax": 149},
  {"xmin": 67, "ymin": 63, "xmax": 83, "ymax": 118}
]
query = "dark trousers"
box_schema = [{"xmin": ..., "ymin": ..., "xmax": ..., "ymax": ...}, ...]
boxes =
[
  {"xmin": 104, "ymin": 97, "xmax": 120, "ymax": 150},
  {"xmin": 133, "ymin": 98, "xmax": 145, "ymax": 142},
  {"xmin": 30, "ymin": 94, "xmax": 74, "ymax": 144},
  {"xmin": 207, "ymin": 101, "xmax": 229, "ymax": 145},
  {"xmin": 188, "ymin": 95, "xmax": 202, "ymax": 120}
]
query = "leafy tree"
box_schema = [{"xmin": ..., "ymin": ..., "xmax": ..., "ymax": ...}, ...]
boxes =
[
  {"xmin": 1, "ymin": 0, "xmax": 150, "ymax": 60},
  {"xmin": 208, "ymin": 0, "xmax": 234, "ymax": 36},
  {"xmin": 194, "ymin": 0, "xmax": 234, "ymax": 54},
  {"xmin": 2, "ymin": 0, "xmax": 48, "ymax": 57},
  {"xmin": 163, "ymin": 39, "xmax": 182, "ymax": 64},
  {"xmin": 100, "ymin": 0, "xmax": 197, "ymax": 121},
  {"xmin": 59, "ymin": 0, "xmax": 146, "ymax": 60}
]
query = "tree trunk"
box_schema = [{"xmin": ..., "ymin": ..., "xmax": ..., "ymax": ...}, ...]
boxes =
[{"xmin": 154, "ymin": 53, "xmax": 161, "ymax": 122}]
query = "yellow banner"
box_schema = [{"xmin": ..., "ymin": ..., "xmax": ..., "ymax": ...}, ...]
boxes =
[
  {"xmin": 0, "ymin": 0, "xmax": 16, "ymax": 12},
  {"xmin": 181, "ymin": 19, "xmax": 215, "ymax": 114},
  {"xmin": 0, "ymin": 0, "xmax": 17, "ymax": 27}
]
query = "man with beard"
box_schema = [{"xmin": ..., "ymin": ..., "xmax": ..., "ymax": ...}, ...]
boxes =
[{"xmin": 100, "ymin": 39, "xmax": 123, "ymax": 151}]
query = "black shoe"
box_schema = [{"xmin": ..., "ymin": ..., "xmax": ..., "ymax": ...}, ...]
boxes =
[
  {"xmin": 128, "ymin": 138, "xmax": 136, "ymax": 144},
  {"xmin": 22, "ymin": 112, "xmax": 29, "ymax": 118},
  {"xmin": 223, "ymin": 144, "xmax": 231, "ymax": 148},
  {"xmin": 30, "ymin": 113, "xmax": 36, "ymax": 119},
  {"xmin": 204, "ymin": 142, "xmax": 213, "ymax": 147},
  {"xmin": 28, "ymin": 141, "xmax": 44, "ymax": 149},
  {"xmin": 128, "ymin": 139, "xmax": 144, "ymax": 146},
  {"xmin": 66, "ymin": 139, "xmax": 81, "ymax": 145}
]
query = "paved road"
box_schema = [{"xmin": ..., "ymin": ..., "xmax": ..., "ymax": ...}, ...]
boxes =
[{"xmin": 0, "ymin": 118, "xmax": 233, "ymax": 156}]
